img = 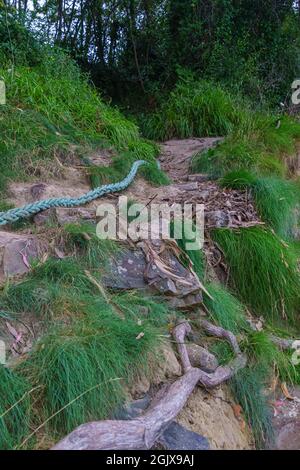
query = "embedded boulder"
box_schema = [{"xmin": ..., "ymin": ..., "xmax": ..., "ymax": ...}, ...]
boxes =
[{"xmin": 0, "ymin": 231, "xmax": 40, "ymax": 280}]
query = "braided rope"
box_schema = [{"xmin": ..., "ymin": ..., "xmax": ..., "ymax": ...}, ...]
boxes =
[{"xmin": 0, "ymin": 160, "xmax": 151, "ymax": 226}]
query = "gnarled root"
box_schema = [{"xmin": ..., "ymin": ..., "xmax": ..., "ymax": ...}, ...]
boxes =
[{"xmin": 52, "ymin": 321, "xmax": 246, "ymax": 450}]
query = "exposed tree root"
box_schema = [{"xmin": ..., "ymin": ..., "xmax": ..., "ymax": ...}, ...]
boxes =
[
  {"xmin": 269, "ymin": 334, "xmax": 298, "ymax": 351},
  {"xmin": 51, "ymin": 321, "xmax": 246, "ymax": 450}
]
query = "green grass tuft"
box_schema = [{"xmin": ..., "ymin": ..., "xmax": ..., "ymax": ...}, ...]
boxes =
[
  {"xmin": 212, "ymin": 226, "xmax": 300, "ymax": 323},
  {"xmin": 220, "ymin": 170, "xmax": 257, "ymax": 189},
  {"xmin": 141, "ymin": 76, "xmax": 243, "ymax": 141},
  {"xmin": 22, "ymin": 304, "xmax": 161, "ymax": 437},
  {"xmin": 252, "ymin": 177, "xmax": 300, "ymax": 238},
  {"xmin": 87, "ymin": 150, "xmax": 168, "ymax": 189},
  {"xmin": 191, "ymin": 113, "xmax": 300, "ymax": 178},
  {"xmin": 203, "ymin": 283, "xmax": 249, "ymax": 334},
  {"xmin": 0, "ymin": 366, "xmax": 31, "ymax": 450},
  {"xmin": 230, "ymin": 366, "xmax": 274, "ymax": 449}
]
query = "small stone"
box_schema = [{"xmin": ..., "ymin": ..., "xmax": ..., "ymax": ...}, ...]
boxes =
[
  {"xmin": 0, "ymin": 231, "xmax": 39, "ymax": 279},
  {"xmin": 113, "ymin": 396, "xmax": 151, "ymax": 420},
  {"xmin": 176, "ymin": 182, "xmax": 199, "ymax": 191},
  {"xmin": 188, "ymin": 174, "xmax": 210, "ymax": 183},
  {"xmin": 158, "ymin": 421, "xmax": 210, "ymax": 450}
]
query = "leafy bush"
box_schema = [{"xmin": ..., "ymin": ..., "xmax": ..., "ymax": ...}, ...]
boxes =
[{"xmin": 0, "ymin": 10, "xmax": 42, "ymax": 66}]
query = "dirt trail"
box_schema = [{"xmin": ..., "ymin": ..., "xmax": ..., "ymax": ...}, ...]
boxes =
[
  {"xmin": 159, "ymin": 137, "xmax": 222, "ymax": 182},
  {"xmin": 6, "ymin": 138, "xmax": 260, "ymax": 231}
]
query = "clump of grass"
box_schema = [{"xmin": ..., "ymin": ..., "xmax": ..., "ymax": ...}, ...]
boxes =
[
  {"xmin": 0, "ymin": 366, "xmax": 31, "ymax": 450},
  {"xmin": 252, "ymin": 177, "xmax": 300, "ymax": 238},
  {"xmin": 220, "ymin": 169, "xmax": 257, "ymax": 189},
  {"xmin": 0, "ymin": 225, "xmax": 121, "ymax": 319},
  {"xmin": 220, "ymin": 171, "xmax": 300, "ymax": 238},
  {"xmin": 230, "ymin": 365, "xmax": 274, "ymax": 449},
  {"xmin": 212, "ymin": 226, "xmax": 300, "ymax": 323},
  {"xmin": 242, "ymin": 330, "xmax": 296, "ymax": 382},
  {"xmin": 63, "ymin": 222, "xmax": 121, "ymax": 269},
  {"xmin": 21, "ymin": 299, "xmax": 163, "ymax": 437},
  {"xmin": 209, "ymin": 340, "xmax": 235, "ymax": 366},
  {"xmin": 141, "ymin": 75, "xmax": 243, "ymax": 141},
  {"xmin": 112, "ymin": 291, "xmax": 171, "ymax": 328},
  {"xmin": 191, "ymin": 113, "xmax": 300, "ymax": 178},
  {"xmin": 0, "ymin": 222, "xmax": 172, "ymax": 446},
  {"xmin": 203, "ymin": 283, "xmax": 248, "ymax": 334}
]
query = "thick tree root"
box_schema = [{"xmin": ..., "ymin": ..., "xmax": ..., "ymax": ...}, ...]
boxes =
[{"xmin": 51, "ymin": 321, "xmax": 246, "ymax": 450}]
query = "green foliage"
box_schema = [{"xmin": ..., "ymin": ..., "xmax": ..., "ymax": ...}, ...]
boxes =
[
  {"xmin": 22, "ymin": 304, "xmax": 161, "ymax": 436},
  {"xmin": 0, "ymin": 44, "xmax": 162, "ymax": 194},
  {"xmin": 221, "ymin": 171, "xmax": 300, "ymax": 238},
  {"xmin": 0, "ymin": 366, "xmax": 31, "ymax": 450},
  {"xmin": 230, "ymin": 366, "xmax": 274, "ymax": 449},
  {"xmin": 0, "ymin": 224, "xmax": 120, "ymax": 319},
  {"xmin": 252, "ymin": 178, "xmax": 300, "ymax": 239},
  {"xmin": 0, "ymin": 10, "xmax": 42, "ymax": 66},
  {"xmin": 212, "ymin": 227, "xmax": 300, "ymax": 323},
  {"xmin": 0, "ymin": 226, "xmax": 172, "ymax": 446},
  {"xmin": 191, "ymin": 113, "xmax": 300, "ymax": 178},
  {"xmin": 220, "ymin": 170, "xmax": 257, "ymax": 189},
  {"xmin": 242, "ymin": 331, "xmax": 296, "ymax": 383},
  {"xmin": 141, "ymin": 76, "xmax": 243, "ymax": 141},
  {"xmin": 209, "ymin": 340, "xmax": 235, "ymax": 366},
  {"xmin": 87, "ymin": 150, "xmax": 168, "ymax": 189},
  {"xmin": 112, "ymin": 291, "xmax": 171, "ymax": 328},
  {"xmin": 63, "ymin": 222, "xmax": 121, "ymax": 269},
  {"xmin": 203, "ymin": 283, "xmax": 248, "ymax": 334}
]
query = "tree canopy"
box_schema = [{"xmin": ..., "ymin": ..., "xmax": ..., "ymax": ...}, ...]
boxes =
[{"xmin": 1, "ymin": 1, "xmax": 300, "ymax": 106}]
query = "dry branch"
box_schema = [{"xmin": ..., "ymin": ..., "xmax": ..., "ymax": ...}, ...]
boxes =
[{"xmin": 51, "ymin": 321, "xmax": 246, "ymax": 450}]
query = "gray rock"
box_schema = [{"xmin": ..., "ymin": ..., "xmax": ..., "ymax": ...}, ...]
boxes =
[
  {"xmin": 0, "ymin": 231, "xmax": 39, "ymax": 279},
  {"xmin": 270, "ymin": 385, "xmax": 300, "ymax": 450},
  {"xmin": 158, "ymin": 421, "xmax": 210, "ymax": 450},
  {"xmin": 103, "ymin": 244, "xmax": 203, "ymax": 309},
  {"xmin": 113, "ymin": 396, "xmax": 151, "ymax": 420},
  {"xmin": 103, "ymin": 248, "xmax": 147, "ymax": 290},
  {"xmin": 176, "ymin": 182, "xmax": 199, "ymax": 191}
]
